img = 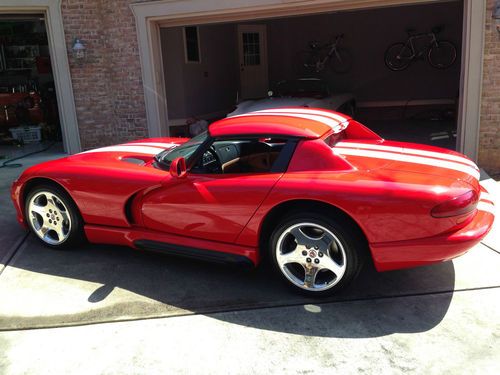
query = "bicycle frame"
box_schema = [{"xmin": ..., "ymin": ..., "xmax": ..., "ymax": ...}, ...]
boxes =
[
  {"xmin": 404, "ymin": 32, "xmax": 438, "ymax": 59},
  {"xmin": 318, "ymin": 34, "xmax": 343, "ymax": 65}
]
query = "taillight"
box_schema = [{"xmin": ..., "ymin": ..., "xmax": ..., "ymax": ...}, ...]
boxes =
[{"xmin": 431, "ymin": 190, "xmax": 478, "ymax": 218}]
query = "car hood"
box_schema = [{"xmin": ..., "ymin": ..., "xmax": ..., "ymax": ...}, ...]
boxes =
[
  {"xmin": 334, "ymin": 139, "xmax": 480, "ymax": 188},
  {"xmin": 71, "ymin": 137, "xmax": 187, "ymax": 163},
  {"xmin": 228, "ymin": 95, "xmax": 352, "ymax": 117}
]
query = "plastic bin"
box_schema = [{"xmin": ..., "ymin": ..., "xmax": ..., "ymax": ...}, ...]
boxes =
[{"xmin": 9, "ymin": 126, "xmax": 42, "ymax": 143}]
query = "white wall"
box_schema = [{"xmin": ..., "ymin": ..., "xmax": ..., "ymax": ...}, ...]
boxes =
[{"xmin": 160, "ymin": 24, "xmax": 239, "ymax": 121}]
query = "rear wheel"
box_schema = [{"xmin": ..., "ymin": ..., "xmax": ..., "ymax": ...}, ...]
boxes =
[
  {"xmin": 25, "ymin": 184, "xmax": 85, "ymax": 249},
  {"xmin": 269, "ymin": 212, "xmax": 363, "ymax": 297}
]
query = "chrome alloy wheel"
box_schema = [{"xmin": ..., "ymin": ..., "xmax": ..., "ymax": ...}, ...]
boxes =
[
  {"xmin": 27, "ymin": 191, "xmax": 72, "ymax": 245},
  {"xmin": 275, "ymin": 222, "xmax": 347, "ymax": 292}
]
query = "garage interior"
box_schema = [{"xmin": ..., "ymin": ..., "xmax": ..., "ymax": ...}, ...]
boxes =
[
  {"xmin": 0, "ymin": 15, "xmax": 62, "ymax": 162},
  {"xmin": 160, "ymin": 0, "xmax": 463, "ymax": 150}
]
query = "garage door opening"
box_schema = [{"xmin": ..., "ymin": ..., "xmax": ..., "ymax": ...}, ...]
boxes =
[
  {"xmin": 0, "ymin": 14, "xmax": 63, "ymax": 161},
  {"xmin": 159, "ymin": 0, "xmax": 463, "ymax": 151}
]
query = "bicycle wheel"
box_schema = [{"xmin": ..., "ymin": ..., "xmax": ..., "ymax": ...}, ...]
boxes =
[
  {"xmin": 428, "ymin": 41, "xmax": 457, "ymax": 69},
  {"xmin": 385, "ymin": 43, "xmax": 413, "ymax": 71},
  {"xmin": 295, "ymin": 50, "xmax": 322, "ymax": 76},
  {"xmin": 330, "ymin": 49, "xmax": 352, "ymax": 74}
]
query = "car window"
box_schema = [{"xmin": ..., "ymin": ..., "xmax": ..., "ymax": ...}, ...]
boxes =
[
  {"xmin": 156, "ymin": 131, "xmax": 208, "ymax": 168},
  {"xmin": 191, "ymin": 137, "xmax": 290, "ymax": 174},
  {"xmin": 323, "ymin": 132, "xmax": 346, "ymax": 147}
]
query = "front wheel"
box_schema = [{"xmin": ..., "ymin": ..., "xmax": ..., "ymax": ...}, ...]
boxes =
[
  {"xmin": 385, "ymin": 42, "xmax": 413, "ymax": 71},
  {"xmin": 269, "ymin": 212, "xmax": 364, "ymax": 297},
  {"xmin": 428, "ymin": 41, "xmax": 457, "ymax": 69},
  {"xmin": 25, "ymin": 184, "xmax": 85, "ymax": 249}
]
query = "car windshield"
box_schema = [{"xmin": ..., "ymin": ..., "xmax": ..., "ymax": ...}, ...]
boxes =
[
  {"xmin": 274, "ymin": 79, "xmax": 329, "ymax": 98},
  {"xmin": 156, "ymin": 131, "xmax": 208, "ymax": 167}
]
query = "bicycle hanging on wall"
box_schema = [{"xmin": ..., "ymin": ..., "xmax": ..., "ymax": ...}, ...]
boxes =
[
  {"xmin": 296, "ymin": 33, "xmax": 353, "ymax": 75},
  {"xmin": 384, "ymin": 26, "xmax": 457, "ymax": 71}
]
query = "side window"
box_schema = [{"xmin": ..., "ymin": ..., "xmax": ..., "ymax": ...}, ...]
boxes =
[
  {"xmin": 191, "ymin": 138, "xmax": 291, "ymax": 174},
  {"xmin": 184, "ymin": 26, "xmax": 200, "ymax": 63}
]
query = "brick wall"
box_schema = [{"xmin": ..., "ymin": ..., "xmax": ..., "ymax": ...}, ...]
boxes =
[
  {"xmin": 62, "ymin": 0, "xmax": 148, "ymax": 150},
  {"xmin": 480, "ymin": 0, "xmax": 500, "ymax": 175}
]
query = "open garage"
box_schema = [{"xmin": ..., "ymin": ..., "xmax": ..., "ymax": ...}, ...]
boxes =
[{"xmin": 159, "ymin": 1, "xmax": 463, "ymax": 150}]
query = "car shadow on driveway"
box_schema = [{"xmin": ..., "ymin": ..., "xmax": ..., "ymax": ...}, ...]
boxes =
[{"xmin": 0, "ymin": 234, "xmax": 455, "ymax": 337}]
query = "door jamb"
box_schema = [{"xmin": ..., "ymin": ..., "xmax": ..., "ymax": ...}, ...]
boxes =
[{"xmin": 0, "ymin": 0, "xmax": 81, "ymax": 154}]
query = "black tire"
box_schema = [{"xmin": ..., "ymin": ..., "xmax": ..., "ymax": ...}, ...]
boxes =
[
  {"xmin": 330, "ymin": 48, "xmax": 352, "ymax": 74},
  {"xmin": 428, "ymin": 40, "xmax": 457, "ymax": 69},
  {"xmin": 24, "ymin": 184, "xmax": 86, "ymax": 250},
  {"xmin": 385, "ymin": 42, "xmax": 413, "ymax": 71},
  {"xmin": 268, "ymin": 210, "xmax": 365, "ymax": 297}
]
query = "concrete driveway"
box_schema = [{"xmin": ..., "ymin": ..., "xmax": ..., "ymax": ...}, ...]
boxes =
[{"xmin": 0, "ymin": 148, "xmax": 498, "ymax": 374}]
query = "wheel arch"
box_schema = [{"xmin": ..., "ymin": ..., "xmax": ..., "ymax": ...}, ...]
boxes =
[
  {"xmin": 258, "ymin": 199, "xmax": 372, "ymax": 265},
  {"xmin": 21, "ymin": 177, "xmax": 79, "ymax": 219}
]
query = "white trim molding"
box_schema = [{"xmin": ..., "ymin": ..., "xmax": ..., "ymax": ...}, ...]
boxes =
[
  {"xmin": 457, "ymin": 0, "xmax": 486, "ymax": 161},
  {"xmin": 131, "ymin": 0, "xmax": 486, "ymax": 161},
  {"xmin": 0, "ymin": 0, "xmax": 81, "ymax": 154}
]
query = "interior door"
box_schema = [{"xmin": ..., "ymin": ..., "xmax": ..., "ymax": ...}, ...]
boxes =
[
  {"xmin": 237, "ymin": 24, "xmax": 269, "ymax": 99},
  {"xmin": 141, "ymin": 172, "xmax": 281, "ymax": 244}
]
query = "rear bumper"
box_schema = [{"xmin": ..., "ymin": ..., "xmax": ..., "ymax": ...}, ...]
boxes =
[{"xmin": 370, "ymin": 207, "xmax": 495, "ymax": 272}]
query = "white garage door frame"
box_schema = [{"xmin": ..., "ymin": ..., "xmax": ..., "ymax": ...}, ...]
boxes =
[
  {"xmin": 131, "ymin": 0, "xmax": 486, "ymax": 161},
  {"xmin": 0, "ymin": 0, "xmax": 81, "ymax": 154}
]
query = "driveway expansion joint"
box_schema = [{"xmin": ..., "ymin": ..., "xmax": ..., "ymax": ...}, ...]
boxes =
[
  {"xmin": 1, "ymin": 284, "xmax": 499, "ymax": 333},
  {"xmin": 0, "ymin": 232, "xmax": 29, "ymax": 277}
]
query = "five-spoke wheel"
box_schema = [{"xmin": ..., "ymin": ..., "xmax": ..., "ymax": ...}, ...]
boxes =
[
  {"xmin": 25, "ymin": 184, "xmax": 84, "ymax": 249},
  {"xmin": 270, "ymin": 212, "xmax": 363, "ymax": 296}
]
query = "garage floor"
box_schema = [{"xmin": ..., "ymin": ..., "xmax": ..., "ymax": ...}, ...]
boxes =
[{"xmin": 0, "ymin": 150, "xmax": 499, "ymax": 373}]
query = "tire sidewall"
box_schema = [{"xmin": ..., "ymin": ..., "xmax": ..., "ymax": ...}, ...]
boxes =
[
  {"xmin": 24, "ymin": 184, "xmax": 85, "ymax": 249},
  {"xmin": 268, "ymin": 212, "xmax": 361, "ymax": 297}
]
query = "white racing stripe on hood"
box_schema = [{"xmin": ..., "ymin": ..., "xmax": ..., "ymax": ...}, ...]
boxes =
[
  {"xmin": 81, "ymin": 145, "xmax": 164, "ymax": 155},
  {"xmin": 255, "ymin": 108, "xmax": 349, "ymax": 123},
  {"xmin": 334, "ymin": 147, "xmax": 480, "ymax": 180},
  {"xmin": 336, "ymin": 141, "xmax": 478, "ymax": 169}
]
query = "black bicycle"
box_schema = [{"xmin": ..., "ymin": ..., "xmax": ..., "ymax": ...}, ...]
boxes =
[{"xmin": 385, "ymin": 26, "xmax": 457, "ymax": 71}]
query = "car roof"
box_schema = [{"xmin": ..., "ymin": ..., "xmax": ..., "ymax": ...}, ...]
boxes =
[{"xmin": 209, "ymin": 108, "xmax": 350, "ymax": 139}]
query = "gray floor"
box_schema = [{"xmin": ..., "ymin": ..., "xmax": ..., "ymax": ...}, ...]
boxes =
[{"xmin": 0, "ymin": 145, "xmax": 499, "ymax": 374}]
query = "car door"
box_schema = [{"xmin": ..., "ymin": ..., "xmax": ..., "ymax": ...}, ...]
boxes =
[{"xmin": 140, "ymin": 171, "xmax": 282, "ymax": 244}]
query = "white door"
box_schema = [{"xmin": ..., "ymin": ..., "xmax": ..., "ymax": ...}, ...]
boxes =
[{"xmin": 237, "ymin": 24, "xmax": 268, "ymax": 99}]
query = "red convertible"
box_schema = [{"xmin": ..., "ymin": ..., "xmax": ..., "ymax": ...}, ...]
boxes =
[{"xmin": 11, "ymin": 108, "xmax": 494, "ymax": 296}]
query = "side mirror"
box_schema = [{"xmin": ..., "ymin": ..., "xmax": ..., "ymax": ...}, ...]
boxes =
[{"xmin": 169, "ymin": 157, "xmax": 187, "ymax": 178}]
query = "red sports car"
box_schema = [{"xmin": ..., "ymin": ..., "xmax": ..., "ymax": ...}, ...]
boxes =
[{"xmin": 11, "ymin": 108, "xmax": 495, "ymax": 296}]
